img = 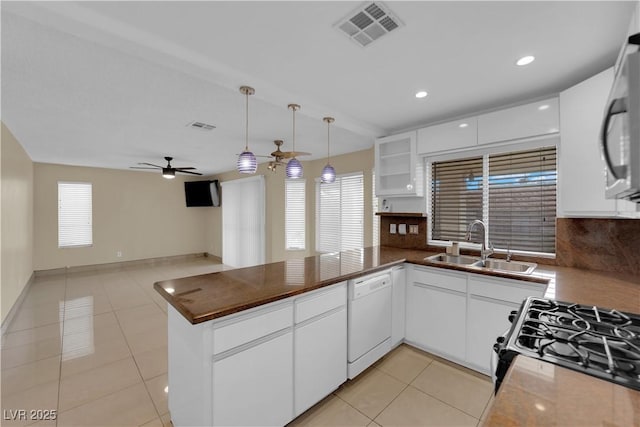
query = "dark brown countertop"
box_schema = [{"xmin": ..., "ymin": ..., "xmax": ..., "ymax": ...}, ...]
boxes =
[{"xmin": 154, "ymin": 245, "xmax": 640, "ymax": 425}]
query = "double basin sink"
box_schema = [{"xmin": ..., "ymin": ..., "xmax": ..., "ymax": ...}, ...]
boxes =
[{"xmin": 425, "ymin": 253, "xmax": 537, "ymax": 275}]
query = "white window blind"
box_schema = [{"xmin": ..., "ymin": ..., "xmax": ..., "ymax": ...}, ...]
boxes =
[
  {"xmin": 372, "ymin": 171, "xmax": 379, "ymax": 246},
  {"xmin": 221, "ymin": 175, "xmax": 265, "ymax": 268},
  {"xmin": 58, "ymin": 182, "xmax": 93, "ymax": 248},
  {"xmin": 488, "ymin": 147, "xmax": 557, "ymax": 254},
  {"xmin": 285, "ymin": 179, "xmax": 305, "ymax": 250},
  {"xmin": 431, "ymin": 156, "xmax": 483, "ymax": 242},
  {"xmin": 316, "ymin": 172, "xmax": 364, "ymax": 253}
]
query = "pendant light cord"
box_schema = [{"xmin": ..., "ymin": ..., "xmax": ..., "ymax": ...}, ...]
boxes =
[
  {"xmin": 326, "ymin": 120, "xmax": 331, "ymax": 161},
  {"xmin": 245, "ymin": 91, "xmax": 249, "ymax": 151},
  {"xmin": 292, "ymin": 107, "xmax": 296, "ymax": 153}
]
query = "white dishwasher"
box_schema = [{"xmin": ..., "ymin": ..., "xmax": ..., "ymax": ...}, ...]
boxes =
[{"xmin": 347, "ymin": 270, "xmax": 392, "ymax": 379}]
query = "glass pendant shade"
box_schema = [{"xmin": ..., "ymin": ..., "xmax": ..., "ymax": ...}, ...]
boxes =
[
  {"xmin": 286, "ymin": 157, "xmax": 303, "ymax": 179},
  {"xmin": 237, "ymin": 150, "xmax": 257, "ymax": 174},
  {"xmin": 162, "ymin": 168, "xmax": 175, "ymax": 179},
  {"xmin": 321, "ymin": 164, "xmax": 336, "ymax": 183}
]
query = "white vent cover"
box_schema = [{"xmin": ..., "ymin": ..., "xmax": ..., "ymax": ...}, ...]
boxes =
[
  {"xmin": 335, "ymin": 2, "xmax": 403, "ymax": 47},
  {"xmin": 186, "ymin": 121, "xmax": 216, "ymax": 131}
]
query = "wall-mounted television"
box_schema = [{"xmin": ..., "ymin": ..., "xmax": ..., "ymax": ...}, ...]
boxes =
[{"xmin": 184, "ymin": 180, "xmax": 220, "ymax": 207}]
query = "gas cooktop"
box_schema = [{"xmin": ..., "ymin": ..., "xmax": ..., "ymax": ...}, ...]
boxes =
[{"xmin": 494, "ymin": 297, "xmax": 640, "ymax": 392}]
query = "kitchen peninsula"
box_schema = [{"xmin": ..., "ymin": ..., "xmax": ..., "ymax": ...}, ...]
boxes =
[{"xmin": 155, "ymin": 246, "xmax": 640, "ymax": 426}]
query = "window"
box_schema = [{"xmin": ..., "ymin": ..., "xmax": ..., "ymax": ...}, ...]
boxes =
[
  {"xmin": 429, "ymin": 146, "xmax": 557, "ymax": 255},
  {"xmin": 372, "ymin": 171, "xmax": 379, "ymax": 246},
  {"xmin": 316, "ymin": 172, "xmax": 364, "ymax": 253},
  {"xmin": 285, "ymin": 179, "xmax": 305, "ymax": 250},
  {"xmin": 58, "ymin": 182, "xmax": 93, "ymax": 248}
]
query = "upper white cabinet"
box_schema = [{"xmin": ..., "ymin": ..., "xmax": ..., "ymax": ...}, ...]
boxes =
[
  {"xmin": 476, "ymin": 97, "xmax": 559, "ymax": 145},
  {"xmin": 375, "ymin": 130, "xmax": 422, "ymax": 196},
  {"xmin": 417, "ymin": 117, "xmax": 477, "ymax": 154}
]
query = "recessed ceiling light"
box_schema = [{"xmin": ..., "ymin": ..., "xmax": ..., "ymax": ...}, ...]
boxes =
[
  {"xmin": 538, "ymin": 104, "xmax": 550, "ymax": 111},
  {"xmin": 459, "ymin": 123, "xmax": 469, "ymax": 128},
  {"xmin": 516, "ymin": 55, "xmax": 535, "ymax": 66},
  {"xmin": 415, "ymin": 91, "xmax": 428, "ymax": 99}
]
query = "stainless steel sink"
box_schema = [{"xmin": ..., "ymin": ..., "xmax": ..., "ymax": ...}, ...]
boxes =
[
  {"xmin": 472, "ymin": 258, "xmax": 537, "ymax": 275},
  {"xmin": 425, "ymin": 253, "xmax": 479, "ymax": 265}
]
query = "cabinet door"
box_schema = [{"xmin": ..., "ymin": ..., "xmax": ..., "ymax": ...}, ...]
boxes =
[
  {"xmin": 391, "ymin": 266, "xmax": 406, "ymax": 347},
  {"xmin": 405, "ymin": 282, "xmax": 466, "ymax": 361},
  {"xmin": 467, "ymin": 296, "xmax": 518, "ymax": 375},
  {"xmin": 294, "ymin": 308, "xmax": 347, "ymax": 416},
  {"xmin": 417, "ymin": 117, "xmax": 477, "ymax": 154},
  {"xmin": 375, "ymin": 131, "xmax": 420, "ymax": 196},
  {"xmin": 213, "ymin": 332, "xmax": 293, "ymax": 426},
  {"xmin": 477, "ymin": 98, "xmax": 559, "ymax": 145}
]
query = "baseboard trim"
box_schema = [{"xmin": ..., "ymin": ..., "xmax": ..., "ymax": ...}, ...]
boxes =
[
  {"xmin": 34, "ymin": 252, "xmax": 215, "ymax": 277},
  {"xmin": 1, "ymin": 272, "xmax": 35, "ymax": 337}
]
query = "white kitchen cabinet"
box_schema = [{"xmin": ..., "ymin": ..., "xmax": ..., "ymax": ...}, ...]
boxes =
[
  {"xmin": 477, "ymin": 98, "xmax": 559, "ymax": 145},
  {"xmin": 417, "ymin": 117, "xmax": 478, "ymax": 154},
  {"xmin": 406, "ymin": 265, "xmax": 466, "ymax": 362},
  {"xmin": 466, "ymin": 275, "xmax": 545, "ymax": 374},
  {"xmin": 559, "ymin": 68, "xmax": 639, "ymax": 217},
  {"xmin": 375, "ymin": 131, "xmax": 422, "ymax": 196},
  {"xmin": 391, "ymin": 265, "xmax": 406, "ymax": 347},
  {"xmin": 294, "ymin": 284, "xmax": 347, "ymax": 416},
  {"xmin": 213, "ymin": 331, "xmax": 293, "ymax": 426}
]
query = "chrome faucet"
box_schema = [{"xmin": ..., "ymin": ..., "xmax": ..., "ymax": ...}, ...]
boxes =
[{"xmin": 465, "ymin": 220, "xmax": 493, "ymax": 264}]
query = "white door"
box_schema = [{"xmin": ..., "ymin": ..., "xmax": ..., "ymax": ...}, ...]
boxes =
[{"xmin": 221, "ymin": 175, "xmax": 265, "ymax": 267}]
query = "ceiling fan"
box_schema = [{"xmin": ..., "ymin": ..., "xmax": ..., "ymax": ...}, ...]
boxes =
[
  {"xmin": 267, "ymin": 140, "xmax": 311, "ymax": 172},
  {"xmin": 130, "ymin": 156, "xmax": 203, "ymax": 179}
]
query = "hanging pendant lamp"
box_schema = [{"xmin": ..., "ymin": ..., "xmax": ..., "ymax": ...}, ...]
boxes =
[
  {"xmin": 321, "ymin": 117, "xmax": 336, "ymax": 184},
  {"xmin": 286, "ymin": 104, "xmax": 303, "ymax": 179},
  {"xmin": 237, "ymin": 86, "xmax": 257, "ymax": 174}
]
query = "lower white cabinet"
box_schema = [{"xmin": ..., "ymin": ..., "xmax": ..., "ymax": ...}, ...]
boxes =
[
  {"xmin": 391, "ymin": 265, "xmax": 406, "ymax": 347},
  {"xmin": 213, "ymin": 331, "xmax": 293, "ymax": 426},
  {"xmin": 406, "ymin": 266, "xmax": 467, "ymax": 362}
]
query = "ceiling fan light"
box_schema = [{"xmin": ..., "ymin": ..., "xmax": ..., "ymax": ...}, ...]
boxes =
[
  {"xmin": 162, "ymin": 168, "xmax": 175, "ymax": 179},
  {"xmin": 286, "ymin": 158, "xmax": 303, "ymax": 179},
  {"xmin": 321, "ymin": 164, "xmax": 336, "ymax": 184},
  {"xmin": 237, "ymin": 150, "xmax": 257, "ymax": 174}
]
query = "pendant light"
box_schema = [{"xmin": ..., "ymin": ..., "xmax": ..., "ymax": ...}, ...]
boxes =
[
  {"xmin": 285, "ymin": 104, "xmax": 303, "ymax": 179},
  {"xmin": 321, "ymin": 117, "xmax": 336, "ymax": 184},
  {"xmin": 237, "ymin": 86, "xmax": 257, "ymax": 174}
]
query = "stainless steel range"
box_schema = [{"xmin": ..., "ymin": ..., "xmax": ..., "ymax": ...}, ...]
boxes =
[{"xmin": 492, "ymin": 297, "xmax": 640, "ymax": 393}]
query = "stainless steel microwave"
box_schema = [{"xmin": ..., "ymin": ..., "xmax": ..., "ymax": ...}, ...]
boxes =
[{"xmin": 601, "ymin": 34, "xmax": 640, "ymax": 202}]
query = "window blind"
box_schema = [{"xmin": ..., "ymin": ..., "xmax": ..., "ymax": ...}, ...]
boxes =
[
  {"xmin": 285, "ymin": 179, "xmax": 305, "ymax": 250},
  {"xmin": 431, "ymin": 157, "xmax": 483, "ymax": 242},
  {"xmin": 372, "ymin": 171, "xmax": 379, "ymax": 246},
  {"xmin": 316, "ymin": 172, "xmax": 364, "ymax": 253},
  {"xmin": 488, "ymin": 146, "xmax": 557, "ymax": 254},
  {"xmin": 58, "ymin": 182, "xmax": 93, "ymax": 248}
]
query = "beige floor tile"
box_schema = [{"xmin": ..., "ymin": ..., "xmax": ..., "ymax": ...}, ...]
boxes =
[
  {"xmin": 0, "ymin": 381, "xmax": 59, "ymax": 427},
  {"xmin": 289, "ymin": 395, "xmax": 370, "ymax": 427},
  {"xmin": 375, "ymin": 386, "xmax": 478, "ymax": 427},
  {"xmin": 105, "ymin": 285, "xmax": 154, "ymax": 311},
  {"xmin": 62, "ymin": 294, "xmax": 113, "ymax": 320},
  {"xmin": 61, "ymin": 321, "xmax": 132, "ymax": 377},
  {"xmin": 56, "ymin": 382, "xmax": 157, "ymax": 427},
  {"xmin": 134, "ymin": 345, "xmax": 168, "ymax": 380},
  {"xmin": 62, "ymin": 311, "xmax": 118, "ymax": 336},
  {"xmin": 411, "ymin": 360, "xmax": 493, "ymax": 419},
  {"xmin": 1, "ymin": 336, "xmax": 62, "ymax": 370},
  {"xmin": 367, "ymin": 421, "xmax": 381, "ymax": 427},
  {"xmin": 7, "ymin": 303, "xmax": 64, "ymax": 333},
  {"xmin": 1, "ymin": 355, "xmax": 60, "ymax": 396},
  {"xmin": 335, "ymin": 368, "xmax": 406, "ymax": 419},
  {"xmin": 145, "ymin": 373, "xmax": 169, "ymax": 415},
  {"xmin": 20, "ymin": 286, "xmax": 66, "ymax": 308},
  {"xmin": 139, "ymin": 417, "xmax": 163, "ymax": 427},
  {"xmin": 58, "ymin": 356, "xmax": 142, "ymax": 411},
  {"xmin": 376, "ymin": 344, "xmax": 433, "ymax": 384},
  {"xmin": 2, "ymin": 322, "xmax": 61, "ymax": 349},
  {"xmin": 115, "ymin": 303, "xmax": 166, "ymax": 336},
  {"xmin": 124, "ymin": 325, "xmax": 168, "ymax": 356}
]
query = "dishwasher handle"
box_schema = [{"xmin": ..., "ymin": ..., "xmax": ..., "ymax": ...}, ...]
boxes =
[{"xmin": 351, "ymin": 274, "xmax": 391, "ymax": 300}]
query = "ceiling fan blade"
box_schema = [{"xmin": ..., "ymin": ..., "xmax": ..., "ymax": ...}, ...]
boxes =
[
  {"xmin": 236, "ymin": 153, "xmax": 272, "ymax": 158},
  {"xmin": 176, "ymin": 170, "xmax": 203, "ymax": 176},
  {"xmin": 130, "ymin": 167, "xmax": 160, "ymax": 170},
  {"xmin": 173, "ymin": 167, "xmax": 196, "ymax": 170},
  {"xmin": 280, "ymin": 151, "xmax": 312, "ymax": 159},
  {"xmin": 138, "ymin": 162, "xmax": 163, "ymax": 168}
]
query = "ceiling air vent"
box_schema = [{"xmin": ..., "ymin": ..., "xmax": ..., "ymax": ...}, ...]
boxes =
[
  {"xmin": 336, "ymin": 2, "xmax": 403, "ymax": 48},
  {"xmin": 186, "ymin": 121, "xmax": 216, "ymax": 131}
]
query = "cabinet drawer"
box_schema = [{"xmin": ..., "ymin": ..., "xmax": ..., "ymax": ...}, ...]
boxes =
[
  {"xmin": 295, "ymin": 282, "xmax": 346, "ymax": 324},
  {"xmin": 410, "ymin": 266, "xmax": 467, "ymax": 293},
  {"xmin": 468, "ymin": 275, "xmax": 545, "ymax": 304},
  {"xmin": 213, "ymin": 304, "xmax": 293, "ymax": 354}
]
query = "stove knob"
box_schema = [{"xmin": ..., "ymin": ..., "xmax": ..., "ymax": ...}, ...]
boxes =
[
  {"xmin": 496, "ymin": 336, "xmax": 505, "ymax": 344},
  {"xmin": 508, "ymin": 311, "xmax": 518, "ymax": 323}
]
